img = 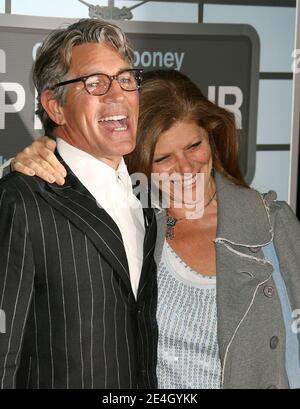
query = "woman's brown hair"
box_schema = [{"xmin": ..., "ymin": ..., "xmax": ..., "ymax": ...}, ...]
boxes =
[{"xmin": 126, "ymin": 69, "xmax": 248, "ymax": 187}]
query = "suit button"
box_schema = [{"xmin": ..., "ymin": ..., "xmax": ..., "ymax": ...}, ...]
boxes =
[
  {"xmin": 270, "ymin": 336, "xmax": 279, "ymax": 349},
  {"xmin": 249, "ymin": 246, "xmax": 260, "ymax": 253},
  {"xmin": 263, "ymin": 285, "xmax": 274, "ymax": 298}
]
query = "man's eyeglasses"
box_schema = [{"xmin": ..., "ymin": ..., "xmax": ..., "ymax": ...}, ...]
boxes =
[{"xmin": 52, "ymin": 69, "xmax": 143, "ymax": 96}]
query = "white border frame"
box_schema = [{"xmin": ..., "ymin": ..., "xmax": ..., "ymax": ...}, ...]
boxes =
[{"xmin": 289, "ymin": 0, "xmax": 300, "ymax": 210}]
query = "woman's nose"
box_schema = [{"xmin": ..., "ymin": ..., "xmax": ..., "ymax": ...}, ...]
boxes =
[{"xmin": 176, "ymin": 155, "xmax": 193, "ymax": 174}]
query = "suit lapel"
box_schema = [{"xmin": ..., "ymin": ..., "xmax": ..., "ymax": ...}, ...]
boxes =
[
  {"xmin": 37, "ymin": 154, "xmax": 132, "ymax": 294},
  {"xmin": 138, "ymin": 206, "xmax": 157, "ymax": 298}
]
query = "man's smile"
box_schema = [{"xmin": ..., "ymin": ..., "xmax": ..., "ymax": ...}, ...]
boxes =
[{"xmin": 98, "ymin": 114, "xmax": 128, "ymax": 131}]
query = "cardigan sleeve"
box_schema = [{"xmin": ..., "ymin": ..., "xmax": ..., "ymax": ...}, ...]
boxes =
[{"xmin": 272, "ymin": 200, "xmax": 300, "ymax": 322}]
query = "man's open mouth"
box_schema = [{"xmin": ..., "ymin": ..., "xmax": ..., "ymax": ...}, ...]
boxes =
[{"xmin": 98, "ymin": 115, "xmax": 128, "ymax": 131}]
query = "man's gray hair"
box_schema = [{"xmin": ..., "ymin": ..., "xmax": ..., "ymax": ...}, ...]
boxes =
[{"xmin": 33, "ymin": 18, "xmax": 135, "ymax": 135}]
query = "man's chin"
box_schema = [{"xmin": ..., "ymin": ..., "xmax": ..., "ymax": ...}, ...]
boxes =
[{"xmin": 116, "ymin": 137, "xmax": 136, "ymax": 154}]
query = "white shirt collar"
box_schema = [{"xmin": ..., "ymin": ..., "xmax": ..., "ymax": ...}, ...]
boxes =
[{"xmin": 56, "ymin": 137, "xmax": 133, "ymax": 200}]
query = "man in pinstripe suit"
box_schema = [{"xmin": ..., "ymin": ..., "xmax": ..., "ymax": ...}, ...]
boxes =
[{"xmin": 0, "ymin": 19, "xmax": 157, "ymax": 389}]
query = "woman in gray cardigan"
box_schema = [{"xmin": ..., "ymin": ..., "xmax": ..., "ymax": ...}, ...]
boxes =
[{"xmin": 5, "ymin": 70, "xmax": 300, "ymax": 389}]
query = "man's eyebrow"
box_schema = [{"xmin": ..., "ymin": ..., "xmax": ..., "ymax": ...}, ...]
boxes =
[
  {"xmin": 80, "ymin": 67, "xmax": 133, "ymax": 76},
  {"xmin": 118, "ymin": 67, "xmax": 134, "ymax": 73}
]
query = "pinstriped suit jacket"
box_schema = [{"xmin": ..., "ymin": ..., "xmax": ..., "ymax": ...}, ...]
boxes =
[{"xmin": 0, "ymin": 160, "xmax": 158, "ymax": 389}]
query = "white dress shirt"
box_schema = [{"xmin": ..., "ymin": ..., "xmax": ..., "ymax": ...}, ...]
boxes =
[{"xmin": 57, "ymin": 138, "xmax": 145, "ymax": 298}]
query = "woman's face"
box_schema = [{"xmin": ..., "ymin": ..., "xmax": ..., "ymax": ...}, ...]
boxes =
[{"xmin": 151, "ymin": 120, "xmax": 213, "ymax": 209}]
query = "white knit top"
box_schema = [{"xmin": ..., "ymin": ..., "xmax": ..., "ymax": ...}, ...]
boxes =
[{"xmin": 156, "ymin": 241, "xmax": 221, "ymax": 389}]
